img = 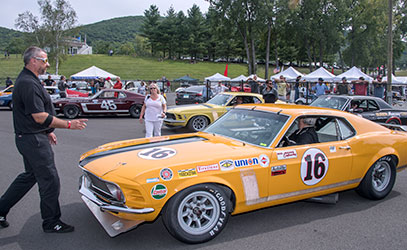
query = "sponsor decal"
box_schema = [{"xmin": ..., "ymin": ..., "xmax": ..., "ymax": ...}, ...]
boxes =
[
  {"xmin": 375, "ymin": 112, "xmax": 388, "ymax": 117},
  {"xmin": 197, "ymin": 164, "xmax": 219, "ymax": 173},
  {"xmin": 400, "ymin": 112, "xmax": 407, "ymax": 117},
  {"xmin": 138, "ymin": 147, "xmax": 176, "ymax": 160},
  {"xmin": 151, "ymin": 184, "xmax": 167, "ymax": 200},
  {"xmin": 146, "ymin": 177, "xmax": 159, "ymax": 183},
  {"xmin": 301, "ymin": 148, "xmax": 329, "ymax": 186},
  {"xmin": 160, "ymin": 168, "xmax": 173, "ymax": 181},
  {"xmin": 219, "ymin": 160, "xmax": 234, "ymax": 171},
  {"xmin": 234, "ymin": 157, "xmax": 259, "ymax": 168},
  {"xmin": 271, "ymin": 165, "xmax": 287, "ymax": 176},
  {"xmin": 178, "ymin": 168, "xmax": 198, "ymax": 178},
  {"xmin": 259, "ymin": 154, "xmax": 270, "ymax": 167},
  {"xmin": 208, "ymin": 188, "xmax": 228, "ymax": 237},
  {"xmin": 276, "ymin": 149, "xmax": 297, "ymax": 160},
  {"xmin": 329, "ymin": 146, "xmax": 336, "ymax": 153}
]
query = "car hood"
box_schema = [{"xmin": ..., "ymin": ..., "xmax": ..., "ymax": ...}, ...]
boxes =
[
  {"xmin": 168, "ymin": 103, "xmax": 223, "ymax": 113},
  {"xmin": 80, "ymin": 133, "xmax": 263, "ymax": 180}
]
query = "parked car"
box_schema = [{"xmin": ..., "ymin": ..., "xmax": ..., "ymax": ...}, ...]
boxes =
[
  {"xmin": 175, "ymin": 85, "xmax": 207, "ymax": 105},
  {"xmin": 166, "ymin": 92, "xmax": 264, "ymax": 131},
  {"xmin": 310, "ymin": 95, "xmax": 407, "ymax": 125},
  {"xmin": 78, "ymin": 104, "xmax": 407, "ymax": 243},
  {"xmin": 53, "ymin": 89, "xmax": 144, "ymax": 118},
  {"xmin": 230, "ymin": 82, "xmax": 251, "ymax": 92},
  {"xmin": 0, "ymin": 94, "xmax": 12, "ymax": 110}
]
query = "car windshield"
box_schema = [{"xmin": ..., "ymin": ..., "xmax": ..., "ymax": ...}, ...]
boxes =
[
  {"xmin": 205, "ymin": 108, "xmax": 289, "ymax": 147},
  {"xmin": 206, "ymin": 94, "xmax": 233, "ymax": 106},
  {"xmin": 310, "ymin": 96, "xmax": 348, "ymax": 110},
  {"xmin": 184, "ymin": 86, "xmax": 203, "ymax": 93}
]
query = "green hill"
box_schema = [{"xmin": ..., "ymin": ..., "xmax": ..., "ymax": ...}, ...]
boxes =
[
  {"xmin": 0, "ymin": 27, "xmax": 24, "ymax": 51},
  {"xmin": 78, "ymin": 16, "xmax": 145, "ymax": 45}
]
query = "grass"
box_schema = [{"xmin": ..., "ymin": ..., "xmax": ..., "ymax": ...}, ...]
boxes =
[{"xmin": 1, "ymin": 54, "xmax": 406, "ymax": 86}]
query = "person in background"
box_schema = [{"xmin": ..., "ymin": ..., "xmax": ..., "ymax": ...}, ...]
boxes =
[
  {"xmin": 202, "ymin": 82, "xmax": 213, "ymax": 101},
  {"xmin": 139, "ymin": 83, "xmax": 167, "ymax": 138},
  {"xmin": 351, "ymin": 77, "xmax": 369, "ymax": 95},
  {"xmin": 248, "ymin": 75, "xmax": 260, "ymax": 93},
  {"xmin": 274, "ymin": 75, "xmax": 288, "ymax": 101},
  {"xmin": 214, "ymin": 81, "xmax": 228, "ymax": 96},
  {"xmin": 5, "ymin": 77, "xmax": 13, "ymax": 87},
  {"xmin": 138, "ymin": 81, "xmax": 146, "ymax": 95},
  {"xmin": 0, "ymin": 46, "xmax": 87, "ymax": 233},
  {"xmin": 104, "ymin": 77, "xmax": 113, "ymax": 89},
  {"xmin": 43, "ymin": 75, "xmax": 55, "ymax": 87},
  {"xmin": 336, "ymin": 77, "xmax": 350, "ymax": 95},
  {"xmin": 373, "ymin": 75, "xmax": 386, "ymax": 99},
  {"xmin": 57, "ymin": 75, "xmax": 68, "ymax": 98},
  {"xmin": 262, "ymin": 80, "xmax": 278, "ymax": 103},
  {"xmin": 294, "ymin": 76, "xmax": 301, "ymax": 101},
  {"xmin": 312, "ymin": 78, "xmax": 328, "ymax": 97},
  {"xmin": 90, "ymin": 79, "xmax": 97, "ymax": 95},
  {"xmin": 113, "ymin": 77, "xmax": 123, "ymax": 97}
]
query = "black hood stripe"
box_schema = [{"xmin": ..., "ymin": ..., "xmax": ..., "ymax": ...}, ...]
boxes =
[{"xmin": 80, "ymin": 136, "xmax": 207, "ymax": 166}]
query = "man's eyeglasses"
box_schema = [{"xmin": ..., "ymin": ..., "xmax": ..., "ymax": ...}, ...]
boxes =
[
  {"xmin": 34, "ymin": 57, "xmax": 48, "ymax": 64},
  {"xmin": 150, "ymin": 88, "xmax": 157, "ymax": 90}
]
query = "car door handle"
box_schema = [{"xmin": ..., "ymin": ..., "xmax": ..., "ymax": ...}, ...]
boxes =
[{"xmin": 339, "ymin": 146, "xmax": 351, "ymax": 150}]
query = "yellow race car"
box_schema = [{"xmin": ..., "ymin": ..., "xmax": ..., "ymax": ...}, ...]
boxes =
[
  {"xmin": 164, "ymin": 92, "xmax": 264, "ymax": 131},
  {"xmin": 78, "ymin": 104, "xmax": 407, "ymax": 243},
  {"xmin": 0, "ymin": 85, "xmax": 13, "ymax": 96}
]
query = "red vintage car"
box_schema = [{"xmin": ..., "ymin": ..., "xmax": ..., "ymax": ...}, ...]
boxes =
[
  {"xmin": 230, "ymin": 82, "xmax": 251, "ymax": 92},
  {"xmin": 53, "ymin": 89, "xmax": 144, "ymax": 118}
]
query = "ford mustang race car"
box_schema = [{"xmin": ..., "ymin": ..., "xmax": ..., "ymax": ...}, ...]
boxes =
[
  {"xmin": 0, "ymin": 85, "xmax": 13, "ymax": 96},
  {"xmin": 310, "ymin": 95, "xmax": 407, "ymax": 125},
  {"xmin": 165, "ymin": 92, "xmax": 264, "ymax": 131},
  {"xmin": 78, "ymin": 104, "xmax": 407, "ymax": 243},
  {"xmin": 53, "ymin": 89, "xmax": 144, "ymax": 118},
  {"xmin": 0, "ymin": 94, "xmax": 12, "ymax": 110}
]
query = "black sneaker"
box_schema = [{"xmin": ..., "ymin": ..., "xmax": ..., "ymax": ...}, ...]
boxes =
[
  {"xmin": 43, "ymin": 220, "xmax": 74, "ymax": 233},
  {"xmin": 0, "ymin": 216, "xmax": 9, "ymax": 228}
]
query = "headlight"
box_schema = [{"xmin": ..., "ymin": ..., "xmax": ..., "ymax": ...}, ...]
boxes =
[{"xmin": 106, "ymin": 182, "xmax": 124, "ymax": 202}]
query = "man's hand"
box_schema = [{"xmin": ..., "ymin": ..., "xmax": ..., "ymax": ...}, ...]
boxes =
[
  {"xmin": 48, "ymin": 132, "xmax": 57, "ymax": 145},
  {"xmin": 70, "ymin": 119, "xmax": 88, "ymax": 130}
]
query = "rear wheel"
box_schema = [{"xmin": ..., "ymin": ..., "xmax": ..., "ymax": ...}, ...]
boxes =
[
  {"xmin": 386, "ymin": 119, "xmax": 401, "ymax": 125},
  {"xmin": 63, "ymin": 105, "xmax": 79, "ymax": 119},
  {"xmin": 162, "ymin": 184, "xmax": 231, "ymax": 244},
  {"xmin": 129, "ymin": 105, "xmax": 141, "ymax": 118},
  {"xmin": 356, "ymin": 156, "xmax": 396, "ymax": 200},
  {"xmin": 187, "ymin": 116, "xmax": 209, "ymax": 132}
]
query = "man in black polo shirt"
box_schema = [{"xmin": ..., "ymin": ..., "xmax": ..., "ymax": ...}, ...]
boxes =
[
  {"xmin": 43, "ymin": 74, "xmax": 55, "ymax": 86},
  {"xmin": 0, "ymin": 46, "xmax": 88, "ymax": 233}
]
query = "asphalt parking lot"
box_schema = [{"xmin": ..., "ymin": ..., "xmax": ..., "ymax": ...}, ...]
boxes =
[{"xmin": 1, "ymin": 98, "xmax": 407, "ymax": 250}]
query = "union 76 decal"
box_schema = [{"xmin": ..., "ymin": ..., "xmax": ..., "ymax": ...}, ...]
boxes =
[{"xmin": 300, "ymin": 148, "xmax": 328, "ymax": 186}]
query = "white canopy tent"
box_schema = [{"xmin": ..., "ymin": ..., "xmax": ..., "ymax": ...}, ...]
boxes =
[
  {"xmin": 303, "ymin": 67, "xmax": 336, "ymax": 82},
  {"xmin": 333, "ymin": 66, "xmax": 373, "ymax": 82},
  {"xmin": 397, "ymin": 77, "xmax": 407, "ymax": 84},
  {"xmin": 230, "ymin": 75, "xmax": 248, "ymax": 82},
  {"xmin": 204, "ymin": 73, "xmax": 231, "ymax": 82},
  {"xmin": 270, "ymin": 66, "xmax": 304, "ymax": 81},
  {"xmin": 70, "ymin": 66, "xmax": 118, "ymax": 80},
  {"xmin": 246, "ymin": 74, "xmax": 266, "ymax": 82},
  {"xmin": 383, "ymin": 74, "xmax": 405, "ymax": 84}
]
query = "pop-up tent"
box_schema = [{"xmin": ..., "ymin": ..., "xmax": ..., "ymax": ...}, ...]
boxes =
[
  {"xmin": 70, "ymin": 66, "xmax": 118, "ymax": 80},
  {"xmin": 333, "ymin": 66, "xmax": 373, "ymax": 82},
  {"xmin": 303, "ymin": 67, "xmax": 336, "ymax": 82},
  {"xmin": 204, "ymin": 73, "xmax": 231, "ymax": 82},
  {"xmin": 270, "ymin": 66, "xmax": 304, "ymax": 81},
  {"xmin": 383, "ymin": 74, "xmax": 405, "ymax": 84},
  {"xmin": 173, "ymin": 75, "xmax": 199, "ymax": 83},
  {"xmin": 247, "ymin": 74, "xmax": 266, "ymax": 82},
  {"xmin": 230, "ymin": 75, "xmax": 248, "ymax": 82}
]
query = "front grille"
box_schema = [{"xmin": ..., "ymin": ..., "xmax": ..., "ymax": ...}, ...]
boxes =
[
  {"xmin": 166, "ymin": 113, "xmax": 176, "ymax": 120},
  {"xmin": 85, "ymin": 171, "xmax": 124, "ymax": 205}
]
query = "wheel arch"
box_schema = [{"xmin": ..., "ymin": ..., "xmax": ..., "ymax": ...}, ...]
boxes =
[
  {"xmin": 186, "ymin": 113, "xmax": 213, "ymax": 125},
  {"xmin": 361, "ymin": 149, "xmax": 399, "ymax": 178},
  {"xmin": 385, "ymin": 117, "xmax": 401, "ymax": 125}
]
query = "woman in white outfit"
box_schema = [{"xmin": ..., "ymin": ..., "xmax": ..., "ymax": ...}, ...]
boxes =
[{"xmin": 139, "ymin": 83, "xmax": 167, "ymax": 137}]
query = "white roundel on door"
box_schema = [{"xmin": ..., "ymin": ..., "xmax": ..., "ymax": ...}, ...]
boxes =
[{"xmin": 300, "ymin": 148, "xmax": 329, "ymax": 186}]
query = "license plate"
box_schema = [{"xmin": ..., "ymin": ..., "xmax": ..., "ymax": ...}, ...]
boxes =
[{"xmin": 183, "ymin": 94, "xmax": 189, "ymax": 98}]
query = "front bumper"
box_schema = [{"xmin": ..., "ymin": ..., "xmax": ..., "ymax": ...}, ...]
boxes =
[{"xmin": 79, "ymin": 175, "xmax": 154, "ymax": 237}]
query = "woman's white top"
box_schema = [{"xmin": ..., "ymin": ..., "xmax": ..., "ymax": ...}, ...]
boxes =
[{"xmin": 144, "ymin": 94, "xmax": 166, "ymax": 121}]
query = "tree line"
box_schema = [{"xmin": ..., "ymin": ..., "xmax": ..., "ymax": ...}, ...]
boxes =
[{"xmin": 141, "ymin": 0, "xmax": 407, "ymax": 78}]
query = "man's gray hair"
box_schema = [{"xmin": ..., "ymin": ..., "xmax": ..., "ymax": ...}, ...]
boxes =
[
  {"xmin": 303, "ymin": 117, "xmax": 317, "ymax": 126},
  {"xmin": 23, "ymin": 46, "xmax": 45, "ymax": 66}
]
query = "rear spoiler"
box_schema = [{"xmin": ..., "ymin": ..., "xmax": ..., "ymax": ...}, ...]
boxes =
[{"xmin": 380, "ymin": 123, "xmax": 407, "ymax": 132}]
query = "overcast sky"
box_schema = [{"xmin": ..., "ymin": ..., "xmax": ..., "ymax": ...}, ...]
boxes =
[{"xmin": 1, "ymin": 0, "xmax": 210, "ymax": 30}]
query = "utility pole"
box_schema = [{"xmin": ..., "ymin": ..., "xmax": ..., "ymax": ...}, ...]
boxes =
[{"xmin": 386, "ymin": 0, "xmax": 393, "ymax": 104}]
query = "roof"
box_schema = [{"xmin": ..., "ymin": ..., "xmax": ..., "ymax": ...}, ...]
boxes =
[{"xmin": 173, "ymin": 75, "xmax": 199, "ymax": 82}]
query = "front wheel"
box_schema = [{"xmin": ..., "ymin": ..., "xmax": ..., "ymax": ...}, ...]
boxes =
[
  {"xmin": 129, "ymin": 105, "xmax": 141, "ymax": 118},
  {"xmin": 162, "ymin": 184, "xmax": 231, "ymax": 244},
  {"xmin": 187, "ymin": 116, "xmax": 209, "ymax": 132},
  {"xmin": 356, "ymin": 156, "xmax": 396, "ymax": 200},
  {"xmin": 63, "ymin": 105, "xmax": 79, "ymax": 119}
]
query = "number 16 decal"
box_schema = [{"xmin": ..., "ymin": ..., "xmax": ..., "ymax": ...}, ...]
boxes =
[{"xmin": 301, "ymin": 148, "xmax": 328, "ymax": 186}]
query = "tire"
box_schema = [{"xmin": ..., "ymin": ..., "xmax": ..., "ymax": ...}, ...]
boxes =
[
  {"xmin": 162, "ymin": 184, "xmax": 231, "ymax": 244},
  {"xmin": 296, "ymin": 100, "xmax": 304, "ymax": 105},
  {"xmin": 356, "ymin": 156, "xmax": 396, "ymax": 200},
  {"xmin": 187, "ymin": 116, "xmax": 209, "ymax": 132},
  {"xmin": 386, "ymin": 119, "xmax": 401, "ymax": 125},
  {"xmin": 129, "ymin": 105, "xmax": 141, "ymax": 118},
  {"xmin": 8, "ymin": 101, "xmax": 12, "ymax": 110},
  {"xmin": 63, "ymin": 105, "xmax": 80, "ymax": 119}
]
